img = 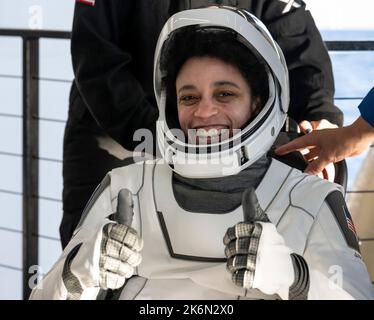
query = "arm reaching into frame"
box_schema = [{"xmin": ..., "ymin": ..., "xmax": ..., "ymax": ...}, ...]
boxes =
[{"xmin": 275, "ymin": 116, "xmax": 374, "ymax": 175}]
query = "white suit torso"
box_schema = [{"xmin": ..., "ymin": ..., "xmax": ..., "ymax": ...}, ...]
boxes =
[{"xmin": 30, "ymin": 158, "xmax": 374, "ymax": 300}]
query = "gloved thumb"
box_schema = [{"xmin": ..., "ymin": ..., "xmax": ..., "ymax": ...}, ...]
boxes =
[
  {"xmin": 298, "ymin": 120, "xmax": 313, "ymax": 134},
  {"xmin": 116, "ymin": 188, "xmax": 134, "ymax": 226},
  {"xmin": 242, "ymin": 188, "xmax": 269, "ymax": 223}
]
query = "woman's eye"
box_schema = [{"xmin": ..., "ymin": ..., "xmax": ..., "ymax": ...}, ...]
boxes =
[
  {"xmin": 179, "ymin": 95, "xmax": 199, "ymax": 105},
  {"xmin": 216, "ymin": 91, "xmax": 236, "ymax": 101},
  {"xmin": 219, "ymin": 92, "xmax": 233, "ymax": 97}
]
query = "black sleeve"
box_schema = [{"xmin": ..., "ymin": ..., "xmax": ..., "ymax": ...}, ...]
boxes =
[
  {"xmin": 259, "ymin": 0, "xmax": 343, "ymax": 126},
  {"xmin": 71, "ymin": 0, "xmax": 158, "ymax": 150}
]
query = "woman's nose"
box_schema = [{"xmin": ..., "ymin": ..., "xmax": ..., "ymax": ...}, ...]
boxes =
[{"xmin": 193, "ymin": 98, "xmax": 218, "ymax": 118}]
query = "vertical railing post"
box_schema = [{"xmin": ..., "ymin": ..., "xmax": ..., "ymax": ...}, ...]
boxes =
[{"xmin": 22, "ymin": 36, "xmax": 39, "ymax": 300}]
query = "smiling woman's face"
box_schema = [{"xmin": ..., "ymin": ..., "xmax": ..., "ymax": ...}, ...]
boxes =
[{"xmin": 176, "ymin": 56, "xmax": 255, "ymax": 144}]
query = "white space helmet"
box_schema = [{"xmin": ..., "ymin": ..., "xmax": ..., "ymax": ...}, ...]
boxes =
[{"xmin": 154, "ymin": 6, "xmax": 289, "ymax": 178}]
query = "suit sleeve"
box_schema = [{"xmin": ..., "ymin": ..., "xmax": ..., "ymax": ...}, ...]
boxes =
[
  {"xmin": 303, "ymin": 200, "xmax": 374, "ymax": 299},
  {"xmin": 261, "ymin": 0, "xmax": 343, "ymax": 126},
  {"xmin": 358, "ymin": 87, "xmax": 374, "ymax": 127},
  {"xmin": 71, "ymin": 0, "xmax": 158, "ymax": 150},
  {"xmin": 29, "ymin": 175, "xmax": 114, "ymax": 300}
]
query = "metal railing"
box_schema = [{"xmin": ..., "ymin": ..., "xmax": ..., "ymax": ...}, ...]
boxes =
[
  {"xmin": 0, "ymin": 28, "xmax": 373, "ymax": 299},
  {"xmin": 0, "ymin": 29, "xmax": 70, "ymax": 299}
]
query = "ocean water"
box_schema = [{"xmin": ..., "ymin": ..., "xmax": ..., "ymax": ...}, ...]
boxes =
[
  {"xmin": 322, "ymin": 29, "xmax": 374, "ymax": 41},
  {"xmin": 0, "ymin": 8, "xmax": 373, "ymax": 298}
]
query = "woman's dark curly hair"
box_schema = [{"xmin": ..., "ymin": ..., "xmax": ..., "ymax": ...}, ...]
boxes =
[{"xmin": 159, "ymin": 26, "xmax": 269, "ymax": 129}]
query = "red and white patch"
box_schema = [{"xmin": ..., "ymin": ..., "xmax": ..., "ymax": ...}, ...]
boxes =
[
  {"xmin": 343, "ymin": 205, "xmax": 357, "ymax": 237},
  {"xmin": 76, "ymin": 0, "xmax": 95, "ymax": 6}
]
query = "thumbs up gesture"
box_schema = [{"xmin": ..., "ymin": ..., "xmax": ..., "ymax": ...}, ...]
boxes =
[
  {"xmin": 98, "ymin": 189, "xmax": 143, "ymax": 290},
  {"xmin": 223, "ymin": 188, "xmax": 297, "ymax": 299},
  {"xmin": 61, "ymin": 187, "xmax": 143, "ymax": 299}
]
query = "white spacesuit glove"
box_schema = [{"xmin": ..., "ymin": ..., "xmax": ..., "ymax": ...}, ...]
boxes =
[
  {"xmin": 99, "ymin": 222, "xmax": 143, "ymax": 289},
  {"xmin": 62, "ymin": 189, "xmax": 143, "ymax": 299},
  {"xmin": 224, "ymin": 188, "xmax": 309, "ymax": 300}
]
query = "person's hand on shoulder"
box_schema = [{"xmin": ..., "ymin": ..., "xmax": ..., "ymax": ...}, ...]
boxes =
[{"xmin": 275, "ymin": 117, "xmax": 374, "ymax": 175}]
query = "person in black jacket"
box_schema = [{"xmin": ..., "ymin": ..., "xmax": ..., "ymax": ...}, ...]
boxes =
[{"xmin": 61, "ymin": 0, "xmax": 343, "ymax": 248}]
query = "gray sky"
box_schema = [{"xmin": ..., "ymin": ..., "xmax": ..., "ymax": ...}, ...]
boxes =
[{"xmin": 306, "ymin": 0, "xmax": 374, "ymax": 29}]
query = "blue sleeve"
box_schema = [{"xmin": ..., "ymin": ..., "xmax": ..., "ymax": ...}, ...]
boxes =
[{"xmin": 358, "ymin": 87, "xmax": 374, "ymax": 127}]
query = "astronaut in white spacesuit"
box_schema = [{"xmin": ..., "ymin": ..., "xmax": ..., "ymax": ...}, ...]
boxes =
[{"xmin": 30, "ymin": 6, "xmax": 373, "ymax": 300}]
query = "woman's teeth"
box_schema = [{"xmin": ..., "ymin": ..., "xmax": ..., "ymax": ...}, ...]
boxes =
[
  {"xmin": 188, "ymin": 127, "xmax": 230, "ymax": 144},
  {"xmin": 196, "ymin": 128, "xmax": 220, "ymax": 138}
]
